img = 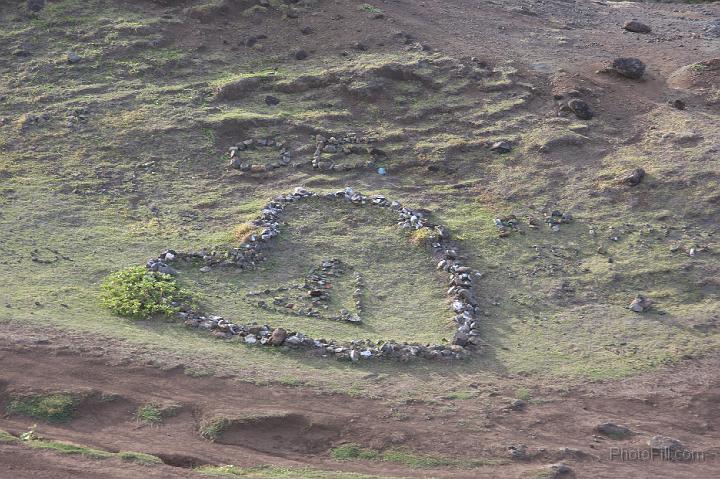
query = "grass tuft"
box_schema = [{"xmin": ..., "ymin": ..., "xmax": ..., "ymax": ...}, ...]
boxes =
[
  {"xmin": 330, "ymin": 444, "xmax": 506, "ymax": 469},
  {"xmin": 118, "ymin": 450, "xmax": 164, "ymax": 465},
  {"xmin": 199, "ymin": 417, "xmax": 230, "ymax": 441},
  {"xmin": 6, "ymin": 393, "xmax": 77, "ymax": 422}
]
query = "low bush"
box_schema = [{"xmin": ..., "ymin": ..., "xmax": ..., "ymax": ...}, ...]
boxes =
[{"xmin": 100, "ymin": 266, "xmax": 191, "ymax": 319}]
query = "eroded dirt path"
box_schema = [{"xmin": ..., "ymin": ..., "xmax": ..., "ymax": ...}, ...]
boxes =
[{"xmin": 0, "ymin": 325, "xmax": 719, "ymax": 478}]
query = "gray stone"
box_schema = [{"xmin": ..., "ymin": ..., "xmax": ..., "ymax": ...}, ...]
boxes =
[
  {"xmin": 294, "ymin": 50, "xmax": 308, "ymax": 60},
  {"xmin": 648, "ymin": 435, "xmax": 683, "ymax": 452},
  {"xmin": 490, "ymin": 141, "xmax": 512, "ymax": 153},
  {"xmin": 547, "ymin": 463, "xmax": 575, "ymax": 479},
  {"xmin": 629, "ymin": 295, "xmax": 652, "ymax": 313},
  {"xmin": 705, "ymin": 20, "xmax": 720, "ymax": 38},
  {"xmin": 67, "ymin": 51, "xmax": 82, "ymax": 64}
]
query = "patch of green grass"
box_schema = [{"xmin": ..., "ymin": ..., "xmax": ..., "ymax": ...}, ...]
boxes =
[
  {"xmin": 359, "ymin": 4, "xmax": 383, "ymax": 14},
  {"xmin": 135, "ymin": 402, "xmax": 180, "ymax": 425},
  {"xmin": 0, "ymin": 429, "xmax": 18, "ymax": 443},
  {"xmin": 443, "ymin": 391, "xmax": 477, "ymax": 400},
  {"xmin": 28, "ymin": 440, "xmax": 114, "ymax": 459},
  {"xmin": 6, "ymin": 393, "xmax": 77, "ymax": 422},
  {"xmin": 515, "ymin": 387, "xmax": 532, "ymax": 401},
  {"xmin": 331, "ymin": 444, "xmax": 505, "ymax": 469},
  {"xmin": 196, "ymin": 464, "xmax": 395, "ymax": 478},
  {"xmin": 381, "ymin": 449, "xmax": 505, "ymax": 469},
  {"xmin": 118, "ymin": 450, "xmax": 164, "ymax": 465},
  {"xmin": 331, "ymin": 444, "xmax": 380, "ymax": 460}
]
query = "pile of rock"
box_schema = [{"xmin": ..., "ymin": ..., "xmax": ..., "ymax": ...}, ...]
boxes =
[
  {"xmin": 228, "ymin": 137, "xmax": 292, "ymax": 172},
  {"xmin": 312, "ymin": 134, "xmax": 379, "ymax": 171},
  {"xmin": 247, "ymin": 259, "xmax": 364, "ymax": 323},
  {"xmin": 144, "ymin": 187, "xmax": 481, "ymax": 361},
  {"xmin": 544, "ymin": 210, "xmax": 573, "ymax": 232}
]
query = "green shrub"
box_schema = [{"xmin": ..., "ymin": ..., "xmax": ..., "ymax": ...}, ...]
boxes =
[
  {"xmin": 7, "ymin": 393, "xmax": 77, "ymax": 422},
  {"xmin": 100, "ymin": 266, "xmax": 191, "ymax": 319}
]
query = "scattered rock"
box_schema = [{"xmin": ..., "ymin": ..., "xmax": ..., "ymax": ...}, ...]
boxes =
[
  {"xmin": 567, "ymin": 99, "xmax": 593, "ymax": 120},
  {"xmin": 300, "ymin": 26, "xmax": 314, "ymax": 35},
  {"xmin": 294, "ymin": 50, "xmax": 308, "ymax": 61},
  {"xmin": 596, "ymin": 422, "xmax": 633, "ymax": 439},
  {"xmin": 629, "ymin": 295, "xmax": 652, "ymax": 313},
  {"xmin": 507, "ymin": 444, "xmax": 528, "ymax": 460},
  {"xmin": 623, "ymin": 20, "xmax": 651, "ymax": 34},
  {"xmin": 648, "ymin": 435, "xmax": 684, "ymax": 452},
  {"xmin": 67, "ymin": 51, "xmax": 82, "ymax": 64},
  {"xmin": 353, "ymin": 41, "xmax": 369, "ymax": 52},
  {"xmin": 620, "ymin": 167, "xmax": 645, "ymax": 187},
  {"xmin": 610, "ymin": 57, "xmax": 646, "ymax": 80},
  {"xmin": 264, "ymin": 95, "xmax": 280, "ymax": 106}
]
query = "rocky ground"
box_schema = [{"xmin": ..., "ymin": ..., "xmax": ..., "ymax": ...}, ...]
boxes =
[{"xmin": 1, "ymin": 0, "xmax": 719, "ymax": 477}]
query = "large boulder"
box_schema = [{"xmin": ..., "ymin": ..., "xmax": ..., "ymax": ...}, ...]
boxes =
[
  {"xmin": 623, "ymin": 20, "xmax": 651, "ymax": 34},
  {"xmin": 611, "ymin": 58, "xmax": 646, "ymax": 80}
]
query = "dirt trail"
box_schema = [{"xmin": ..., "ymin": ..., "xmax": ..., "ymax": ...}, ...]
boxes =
[{"xmin": 0, "ymin": 327, "xmax": 719, "ymax": 478}]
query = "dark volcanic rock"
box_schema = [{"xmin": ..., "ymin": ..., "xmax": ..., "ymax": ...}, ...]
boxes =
[
  {"xmin": 611, "ymin": 58, "xmax": 646, "ymax": 80},
  {"xmin": 264, "ymin": 95, "xmax": 280, "ymax": 106},
  {"xmin": 294, "ymin": 50, "xmax": 308, "ymax": 60},
  {"xmin": 567, "ymin": 98, "xmax": 594, "ymax": 120},
  {"xmin": 620, "ymin": 167, "xmax": 645, "ymax": 186},
  {"xmin": 670, "ymin": 99, "xmax": 686, "ymax": 110},
  {"xmin": 27, "ymin": 0, "xmax": 45, "ymax": 12},
  {"xmin": 623, "ymin": 20, "xmax": 651, "ymax": 34}
]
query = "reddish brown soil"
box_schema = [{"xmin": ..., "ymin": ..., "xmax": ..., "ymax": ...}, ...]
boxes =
[{"xmin": 1, "ymin": 324, "xmax": 719, "ymax": 478}]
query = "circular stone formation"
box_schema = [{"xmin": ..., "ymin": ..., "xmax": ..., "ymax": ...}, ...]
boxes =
[{"xmin": 144, "ymin": 187, "xmax": 482, "ymax": 361}]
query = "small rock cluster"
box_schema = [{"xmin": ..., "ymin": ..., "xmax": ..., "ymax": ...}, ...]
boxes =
[
  {"xmin": 312, "ymin": 133, "xmax": 380, "ymax": 172},
  {"xmin": 493, "ymin": 210, "xmax": 573, "ymax": 236},
  {"xmin": 143, "ymin": 187, "xmax": 480, "ymax": 361},
  {"xmin": 248, "ymin": 259, "xmax": 364, "ymax": 323},
  {"xmin": 228, "ymin": 138, "xmax": 292, "ymax": 172},
  {"xmin": 544, "ymin": 210, "xmax": 573, "ymax": 232}
]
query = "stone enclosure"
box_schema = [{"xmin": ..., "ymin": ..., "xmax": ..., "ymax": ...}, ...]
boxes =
[{"xmin": 145, "ymin": 187, "xmax": 483, "ymax": 361}]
